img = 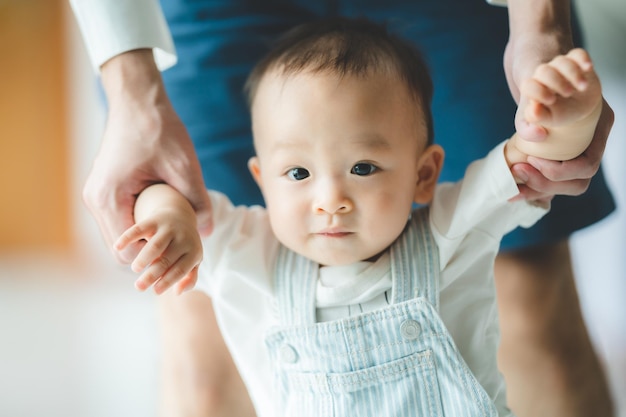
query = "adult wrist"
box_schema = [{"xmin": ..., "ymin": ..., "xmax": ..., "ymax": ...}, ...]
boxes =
[
  {"xmin": 507, "ymin": 0, "xmax": 572, "ymax": 47},
  {"xmin": 100, "ymin": 49, "xmax": 168, "ymax": 108}
]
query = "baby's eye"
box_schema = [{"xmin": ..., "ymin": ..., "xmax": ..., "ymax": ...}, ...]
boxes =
[
  {"xmin": 351, "ymin": 163, "xmax": 378, "ymax": 176},
  {"xmin": 287, "ymin": 167, "xmax": 310, "ymax": 181}
]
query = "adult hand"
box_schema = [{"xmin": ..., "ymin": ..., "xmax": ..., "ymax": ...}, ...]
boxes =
[
  {"xmin": 504, "ymin": 0, "xmax": 614, "ymax": 201},
  {"xmin": 82, "ymin": 50, "xmax": 213, "ymax": 264},
  {"xmin": 510, "ymin": 99, "xmax": 613, "ymax": 202}
]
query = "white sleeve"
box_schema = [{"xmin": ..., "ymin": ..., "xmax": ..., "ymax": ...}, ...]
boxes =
[
  {"xmin": 196, "ymin": 191, "xmax": 278, "ymax": 297},
  {"xmin": 485, "ymin": 0, "xmax": 508, "ymax": 6},
  {"xmin": 431, "ymin": 140, "xmax": 549, "ymax": 269},
  {"xmin": 69, "ymin": 0, "xmax": 177, "ymax": 73}
]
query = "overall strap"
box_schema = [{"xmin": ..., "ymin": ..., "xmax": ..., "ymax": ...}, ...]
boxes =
[
  {"xmin": 390, "ymin": 207, "xmax": 440, "ymax": 309},
  {"xmin": 273, "ymin": 244, "xmax": 318, "ymax": 326}
]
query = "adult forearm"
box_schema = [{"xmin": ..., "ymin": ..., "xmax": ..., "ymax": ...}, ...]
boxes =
[
  {"xmin": 100, "ymin": 49, "xmax": 170, "ymax": 116},
  {"xmin": 507, "ymin": 0, "xmax": 573, "ymax": 50},
  {"xmin": 504, "ymin": 0, "xmax": 576, "ymax": 105}
]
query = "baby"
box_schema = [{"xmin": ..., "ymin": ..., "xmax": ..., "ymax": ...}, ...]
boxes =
[{"xmin": 115, "ymin": 18, "xmax": 602, "ymax": 417}]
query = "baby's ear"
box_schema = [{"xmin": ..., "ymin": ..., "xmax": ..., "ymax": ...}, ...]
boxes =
[
  {"xmin": 414, "ymin": 144, "xmax": 445, "ymax": 205},
  {"xmin": 248, "ymin": 156, "xmax": 263, "ymax": 189}
]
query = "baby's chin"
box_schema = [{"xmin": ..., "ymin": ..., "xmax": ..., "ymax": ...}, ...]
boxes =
[
  {"xmin": 295, "ymin": 247, "xmax": 387, "ymax": 267},
  {"xmin": 275, "ymin": 231, "xmax": 395, "ymax": 266}
]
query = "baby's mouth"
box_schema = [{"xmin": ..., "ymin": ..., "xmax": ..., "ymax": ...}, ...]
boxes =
[{"xmin": 316, "ymin": 227, "xmax": 352, "ymax": 237}]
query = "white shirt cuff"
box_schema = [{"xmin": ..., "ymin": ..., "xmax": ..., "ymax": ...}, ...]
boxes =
[{"xmin": 69, "ymin": 0, "xmax": 177, "ymax": 73}]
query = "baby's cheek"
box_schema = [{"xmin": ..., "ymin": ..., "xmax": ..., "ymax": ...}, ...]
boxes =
[{"xmin": 268, "ymin": 210, "xmax": 299, "ymax": 245}]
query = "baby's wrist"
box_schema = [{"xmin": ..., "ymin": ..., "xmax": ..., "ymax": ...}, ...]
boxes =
[{"xmin": 504, "ymin": 135, "xmax": 529, "ymax": 167}]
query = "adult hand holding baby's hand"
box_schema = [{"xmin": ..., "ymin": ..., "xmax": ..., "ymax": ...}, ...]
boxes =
[
  {"xmin": 515, "ymin": 49, "xmax": 603, "ymax": 159},
  {"xmin": 510, "ymin": 49, "xmax": 613, "ymax": 201},
  {"xmin": 82, "ymin": 50, "xmax": 213, "ymax": 266}
]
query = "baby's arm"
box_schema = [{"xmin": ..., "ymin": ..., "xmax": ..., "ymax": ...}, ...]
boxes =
[
  {"xmin": 505, "ymin": 48, "xmax": 603, "ymax": 164},
  {"xmin": 114, "ymin": 183, "xmax": 203, "ymax": 295}
]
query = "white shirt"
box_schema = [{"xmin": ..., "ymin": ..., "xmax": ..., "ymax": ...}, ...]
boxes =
[
  {"xmin": 69, "ymin": 0, "xmax": 506, "ymax": 72},
  {"xmin": 196, "ymin": 141, "xmax": 548, "ymax": 417}
]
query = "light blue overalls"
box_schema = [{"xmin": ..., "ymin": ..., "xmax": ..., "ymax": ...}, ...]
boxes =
[{"xmin": 265, "ymin": 208, "xmax": 499, "ymax": 417}]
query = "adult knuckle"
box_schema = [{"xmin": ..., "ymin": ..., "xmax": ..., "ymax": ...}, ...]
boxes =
[
  {"xmin": 82, "ymin": 184, "xmax": 112, "ymax": 213},
  {"xmin": 81, "ymin": 186, "xmax": 99, "ymax": 208}
]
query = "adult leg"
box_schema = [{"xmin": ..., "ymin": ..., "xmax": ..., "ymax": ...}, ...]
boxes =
[
  {"xmin": 158, "ymin": 291, "xmax": 256, "ymax": 417},
  {"xmin": 495, "ymin": 241, "xmax": 614, "ymax": 417}
]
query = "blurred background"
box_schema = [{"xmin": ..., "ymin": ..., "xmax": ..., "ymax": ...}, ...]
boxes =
[
  {"xmin": 0, "ymin": 2, "xmax": 159, "ymax": 416},
  {"xmin": 0, "ymin": 1, "xmax": 623, "ymax": 416}
]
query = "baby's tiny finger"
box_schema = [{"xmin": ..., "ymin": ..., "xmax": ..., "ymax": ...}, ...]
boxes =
[
  {"xmin": 535, "ymin": 62, "xmax": 576, "ymax": 97},
  {"xmin": 521, "ymin": 79, "xmax": 556, "ymax": 106},
  {"xmin": 135, "ymin": 267, "xmax": 163, "ymax": 291},
  {"xmin": 524, "ymin": 100, "xmax": 552, "ymax": 124},
  {"xmin": 131, "ymin": 234, "xmax": 170, "ymax": 272},
  {"xmin": 134, "ymin": 248, "xmax": 175, "ymax": 290},
  {"xmin": 175, "ymin": 268, "xmax": 199, "ymax": 295},
  {"xmin": 566, "ymin": 48, "xmax": 593, "ymax": 71},
  {"xmin": 548, "ymin": 55, "xmax": 588, "ymax": 92},
  {"xmin": 135, "ymin": 277, "xmax": 151, "ymax": 292},
  {"xmin": 114, "ymin": 224, "xmax": 142, "ymax": 251},
  {"xmin": 154, "ymin": 255, "xmax": 197, "ymax": 295}
]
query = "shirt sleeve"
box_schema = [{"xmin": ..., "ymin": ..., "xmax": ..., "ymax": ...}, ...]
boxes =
[
  {"xmin": 431, "ymin": 140, "xmax": 549, "ymax": 269},
  {"xmin": 195, "ymin": 191, "xmax": 278, "ymax": 298},
  {"xmin": 69, "ymin": 0, "xmax": 177, "ymax": 73},
  {"xmin": 485, "ymin": 0, "xmax": 508, "ymax": 6}
]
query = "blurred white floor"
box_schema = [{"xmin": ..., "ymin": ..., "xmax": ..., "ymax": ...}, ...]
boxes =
[{"xmin": 0, "ymin": 251, "xmax": 159, "ymax": 417}]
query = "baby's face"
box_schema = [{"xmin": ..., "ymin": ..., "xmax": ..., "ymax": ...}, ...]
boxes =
[{"xmin": 249, "ymin": 70, "xmax": 428, "ymax": 266}]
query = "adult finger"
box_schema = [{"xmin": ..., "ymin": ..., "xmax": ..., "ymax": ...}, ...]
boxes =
[
  {"xmin": 512, "ymin": 163, "xmax": 591, "ymax": 197},
  {"xmin": 82, "ymin": 174, "xmax": 143, "ymax": 264},
  {"xmin": 153, "ymin": 253, "xmax": 200, "ymax": 295}
]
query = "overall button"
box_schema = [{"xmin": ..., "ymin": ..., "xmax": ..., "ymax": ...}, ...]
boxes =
[
  {"xmin": 279, "ymin": 344, "xmax": 299, "ymax": 364},
  {"xmin": 400, "ymin": 319, "xmax": 421, "ymax": 340}
]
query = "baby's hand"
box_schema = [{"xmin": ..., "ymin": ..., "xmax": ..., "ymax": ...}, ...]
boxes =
[
  {"xmin": 514, "ymin": 48, "xmax": 603, "ymax": 161},
  {"xmin": 115, "ymin": 210, "xmax": 203, "ymax": 295},
  {"xmin": 522, "ymin": 48, "xmax": 601, "ymax": 128}
]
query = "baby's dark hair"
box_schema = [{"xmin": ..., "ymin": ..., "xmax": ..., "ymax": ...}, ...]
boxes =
[{"xmin": 244, "ymin": 17, "xmax": 435, "ymax": 144}]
